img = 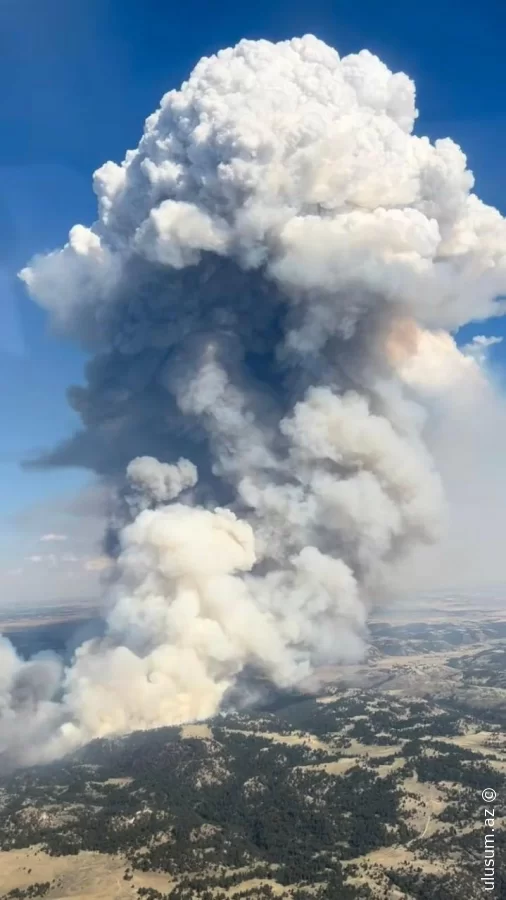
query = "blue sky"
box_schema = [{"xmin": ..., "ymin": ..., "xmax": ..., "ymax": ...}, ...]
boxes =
[{"xmin": 1, "ymin": 0, "xmax": 506, "ymax": 578}]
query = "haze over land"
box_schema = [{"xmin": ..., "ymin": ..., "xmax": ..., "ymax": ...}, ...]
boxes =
[
  {"xmin": 2, "ymin": 35, "xmax": 506, "ymax": 767},
  {"xmin": 2, "ymin": 601, "xmax": 506, "ymax": 900}
]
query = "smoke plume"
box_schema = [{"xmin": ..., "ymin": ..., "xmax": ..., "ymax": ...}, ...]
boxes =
[{"xmin": 2, "ymin": 35, "xmax": 506, "ymax": 765}]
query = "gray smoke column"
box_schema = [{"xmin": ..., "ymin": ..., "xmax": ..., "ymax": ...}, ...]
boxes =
[{"xmin": 2, "ymin": 35, "xmax": 506, "ymax": 764}]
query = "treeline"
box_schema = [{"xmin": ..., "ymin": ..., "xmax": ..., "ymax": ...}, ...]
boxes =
[
  {"xmin": 0, "ymin": 726, "xmax": 405, "ymax": 883},
  {"xmin": 1, "ymin": 883, "xmax": 51, "ymax": 899}
]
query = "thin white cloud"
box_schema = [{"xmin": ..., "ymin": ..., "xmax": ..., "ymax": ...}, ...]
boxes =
[
  {"xmin": 0, "ymin": 483, "xmax": 108, "ymax": 613},
  {"xmin": 84, "ymin": 555, "xmax": 112, "ymax": 572},
  {"xmin": 26, "ymin": 553, "xmax": 59, "ymax": 567},
  {"xmin": 462, "ymin": 334, "xmax": 503, "ymax": 365}
]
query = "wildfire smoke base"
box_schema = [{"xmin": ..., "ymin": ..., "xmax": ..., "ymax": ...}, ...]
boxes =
[{"xmin": 1, "ymin": 34, "xmax": 506, "ymax": 766}]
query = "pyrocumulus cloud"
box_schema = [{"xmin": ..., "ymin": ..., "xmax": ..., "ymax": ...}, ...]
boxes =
[{"xmin": 2, "ymin": 35, "xmax": 506, "ymax": 766}]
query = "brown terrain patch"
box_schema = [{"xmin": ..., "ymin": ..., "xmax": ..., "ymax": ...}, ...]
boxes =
[
  {"xmin": 224, "ymin": 877, "xmax": 286, "ymax": 897},
  {"xmin": 180, "ymin": 723, "xmax": 213, "ymax": 740},
  {"xmin": 0, "ymin": 846, "xmax": 174, "ymax": 900}
]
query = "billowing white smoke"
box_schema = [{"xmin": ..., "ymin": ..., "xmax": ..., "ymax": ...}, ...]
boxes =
[
  {"xmin": 3, "ymin": 35, "xmax": 506, "ymax": 765},
  {"xmin": 390, "ymin": 325, "xmax": 506, "ymax": 592},
  {"xmin": 0, "ymin": 638, "xmax": 64, "ymax": 766},
  {"xmin": 125, "ymin": 456, "xmax": 198, "ymax": 513}
]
